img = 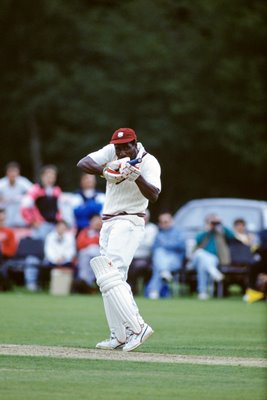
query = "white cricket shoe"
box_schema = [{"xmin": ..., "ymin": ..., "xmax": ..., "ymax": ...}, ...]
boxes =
[
  {"xmin": 123, "ymin": 323, "xmax": 154, "ymax": 352},
  {"xmin": 96, "ymin": 333, "xmax": 125, "ymax": 350}
]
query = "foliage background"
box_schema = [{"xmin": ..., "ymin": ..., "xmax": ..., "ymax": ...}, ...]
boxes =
[{"xmin": 1, "ymin": 0, "xmax": 266, "ymax": 215}]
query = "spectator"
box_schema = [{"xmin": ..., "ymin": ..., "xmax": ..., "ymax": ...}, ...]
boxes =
[
  {"xmin": 0, "ymin": 161, "xmax": 32, "ymax": 226},
  {"xmin": 189, "ymin": 214, "xmax": 234, "ymax": 300},
  {"xmin": 75, "ymin": 214, "xmax": 102, "ymax": 292},
  {"xmin": 44, "ymin": 220, "xmax": 76, "ymax": 267},
  {"xmin": 233, "ymin": 218, "xmax": 258, "ymax": 248},
  {"xmin": 146, "ymin": 212, "xmax": 186, "ymax": 299},
  {"xmin": 73, "ymin": 173, "xmax": 105, "ymax": 233},
  {"xmin": 229, "ymin": 218, "xmax": 259, "ymax": 266},
  {"xmin": 24, "ymin": 220, "xmax": 76, "ymax": 291},
  {"xmin": 21, "ymin": 164, "xmax": 62, "ymax": 240},
  {"xmin": 127, "ymin": 209, "xmax": 158, "ymax": 295},
  {"xmin": 0, "ymin": 208, "xmax": 17, "ymax": 289},
  {"xmin": 243, "ymin": 229, "xmax": 267, "ymax": 303},
  {"xmin": 0, "ymin": 208, "xmax": 17, "ymax": 260}
]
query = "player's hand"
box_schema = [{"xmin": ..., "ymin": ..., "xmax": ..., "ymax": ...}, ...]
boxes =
[
  {"xmin": 119, "ymin": 163, "xmax": 141, "ymax": 182},
  {"xmin": 102, "ymin": 166, "xmax": 124, "ymax": 184}
]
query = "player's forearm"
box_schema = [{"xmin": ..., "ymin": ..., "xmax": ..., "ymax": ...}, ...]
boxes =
[
  {"xmin": 77, "ymin": 156, "xmax": 103, "ymax": 176},
  {"xmin": 135, "ymin": 176, "xmax": 160, "ymax": 203}
]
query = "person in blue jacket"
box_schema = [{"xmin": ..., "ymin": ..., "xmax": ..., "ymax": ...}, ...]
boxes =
[
  {"xmin": 147, "ymin": 212, "xmax": 186, "ymax": 299},
  {"xmin": 73, "ymin": 173, "xmax": 105, "ymax": 233}
]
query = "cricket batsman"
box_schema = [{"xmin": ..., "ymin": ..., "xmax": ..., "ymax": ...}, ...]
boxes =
[{"xmin": 77, "ymin": 127, "xmax": 161, "ymax": 352}]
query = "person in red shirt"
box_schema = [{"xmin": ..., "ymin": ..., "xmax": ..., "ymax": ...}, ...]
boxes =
[
  {"xmin": 0, "ymin": 208, "xmax": 17, "ymax": 290},
  {"xmin": 0, "ymin": 208, "xmax": 17, "ymax": 260},
  {"xmin": 76, "ymin": 214, "xmax": 102, "ymax": 291}
]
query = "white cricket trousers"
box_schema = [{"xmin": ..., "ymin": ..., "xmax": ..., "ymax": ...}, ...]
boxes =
[{"xmin": 99, "ymin": 215, "xmax": 145, "ymax": 280}]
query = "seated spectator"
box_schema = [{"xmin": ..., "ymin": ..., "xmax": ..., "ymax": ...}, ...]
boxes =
[
  {"xmin": 233, "ymin": 218, "xmax": 258, "ymax": 248},
  {"xmin": 0, "ymin": 208, "xmax": 17, "ymax": 290},
  {"xmin": 73, "ymin": 173, "xmax": 105, "ymax": 234},
  {"xmin": 243, "ymin": 229, "xmax": 267, "ymax": 303},
  {"xmin": 44, "ymin": 220, "xmax": 76, "ymax": 267},
  {"xmin": 0, "ymin": 208, "xmax": 17, "ymax": 260},
  {"xmin": 21, "ymin": 164, "xmax": 62, "ymax": 240},
  {"xmin": 0, "ymin": 161, "xmax": 32, "ymax": 227},
  {"xmin": 188, "ymin": 214, "xmax": 234, "ymax": 300},
  {"xmin": 146, "ymin": 212, "xmax": 186, "ymax": 299},
  {"xmin": 127, "ymin": 209, "xmax": 158, "ymax": 295},
  {"xmin": 230, "ymin": 218, "xmax": 259, "ymax": 266},
  {"xmin": 24, "ymin": 220, "xmax": 76, "ymax": 291},
  {"xmin": 75, "ymin": 214, "xmax": 102, "ymax": 292}
]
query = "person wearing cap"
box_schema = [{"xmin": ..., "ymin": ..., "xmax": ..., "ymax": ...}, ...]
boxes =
[{"xmin": 77, "ymin": 127, "xmax": 161, "ymax": 352}]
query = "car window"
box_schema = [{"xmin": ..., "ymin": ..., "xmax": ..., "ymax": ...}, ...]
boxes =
[{"xmin": 175, "ymin": 205, "xmax": 262, "ymax": 232}]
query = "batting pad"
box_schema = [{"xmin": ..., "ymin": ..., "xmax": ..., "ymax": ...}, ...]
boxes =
[
  {"xmin": 90, "ymin": 256, "xmax": 113, "ymax": 279},
  {"xmin": 102, "ymin": 293, "xmax": 127, "ymax": 343},
  {"xmin": 90, "ymin": 256, "xmax": 142, "ymax": 342}
]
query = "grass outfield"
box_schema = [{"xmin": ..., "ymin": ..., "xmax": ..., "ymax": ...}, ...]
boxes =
[{"xmin": 0, "ymin": 291, "xmax": 266, "ymax": 400}]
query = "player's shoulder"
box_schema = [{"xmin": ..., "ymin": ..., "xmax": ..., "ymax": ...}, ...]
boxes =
[
  {"xmin": 145, "ymin": 152, "xmax": 159, "ymax": 162},
  {"xmin": 100, "ymin": 144, "xmax": 116, "ymax": 160},
  {"xmin": 102, "ymin": 143, "xmax": 114, "ymax": 151},
  {"xmin": 143, "ymin": 152, "xmax": 160, "ymax": 167},
  {"xmin": 93, "ymin": 143, "xmax": 115, "ymax": 157}
]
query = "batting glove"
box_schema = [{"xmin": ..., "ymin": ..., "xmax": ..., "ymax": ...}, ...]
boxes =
[
  {"xmin": 102, "ymin": 166, "xmax": 124, "ymax": 184},
  {"xmin": 120, "ymin": 163, "xmax": 141, "ymax": 182}
]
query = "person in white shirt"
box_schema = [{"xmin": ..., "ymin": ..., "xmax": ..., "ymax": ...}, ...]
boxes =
[
  {"xmin": 24, "ymin": 220, "xmax": 76, "ymax": 292},
  {"xmin": 77, "ymin": 127, "xmax": 161, "ymax": 352},
  {"xmin": 44, "ymin": 220, "xmax": 76, "ymax": 267},
  {"xmin": 0, "ymin": 162, "xmax": 32, "ymax": 226}
]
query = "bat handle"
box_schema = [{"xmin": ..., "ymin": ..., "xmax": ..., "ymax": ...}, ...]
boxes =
[{"xmin": 128, "ymin": 158, "xmax": 142, "ymax": 166}]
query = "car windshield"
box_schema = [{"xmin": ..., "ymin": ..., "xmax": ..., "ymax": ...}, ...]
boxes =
[{"xmin": 175, "ymin": 205, "xmax": 262, "ymax": 233}]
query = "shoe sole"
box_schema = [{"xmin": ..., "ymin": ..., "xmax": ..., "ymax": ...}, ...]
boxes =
[
  {"xmin": 96, "ymin": 343, "xmax": 125, "ymax": 350},
  {"xmin": 123, "ymin": 326, "xmax": 154, "ymax": 352}
]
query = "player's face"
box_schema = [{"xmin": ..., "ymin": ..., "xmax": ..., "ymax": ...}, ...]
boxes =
[{"xmin": 114, "ymin": 141, "xmax": 138, "ymax": 160}]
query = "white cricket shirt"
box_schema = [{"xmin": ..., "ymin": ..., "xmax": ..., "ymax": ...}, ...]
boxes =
[{"xmin": 88, "ymin": 142, "xmax": 161, "ymax": 215}]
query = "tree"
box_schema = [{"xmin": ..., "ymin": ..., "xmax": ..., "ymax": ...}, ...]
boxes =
[{"xmin": 0, "ymin": 0, "xmax": 266, "ymax": 214}]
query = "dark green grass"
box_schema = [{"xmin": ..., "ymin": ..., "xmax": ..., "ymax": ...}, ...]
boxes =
[{"xmin": 0, "ymin": 291, "xmax": 266, "ymax": 400}]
